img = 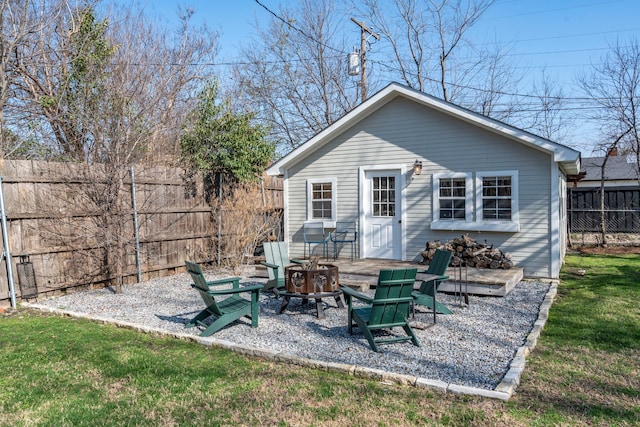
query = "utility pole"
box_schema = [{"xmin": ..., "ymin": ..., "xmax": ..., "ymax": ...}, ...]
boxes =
[{"xmin": 351, "ymin": 18, "xmax": 379, "ymax": 103}]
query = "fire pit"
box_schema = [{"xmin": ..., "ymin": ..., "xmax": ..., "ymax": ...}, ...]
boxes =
[
  {"xmin": 277, "ymin": 264, "xmax": 343, "ymax": 318},
  {"xmin": 286, "ymin": 264, "xmax": 339, "ymax": 294}
]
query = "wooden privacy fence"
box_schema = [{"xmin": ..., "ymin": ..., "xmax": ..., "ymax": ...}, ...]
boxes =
[
  {"xmin": 568, "ymin": 186, "xmax": 640, "ymax": 233},
  {"xmin": 0, "ymin": 159, "xmax": 283, "ymax": 304}
]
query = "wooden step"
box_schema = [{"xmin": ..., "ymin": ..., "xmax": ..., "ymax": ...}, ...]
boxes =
[
  {"xmin": 438, "ymin": 266, "xmax": 524, "ymax": 297},
  {"xmin": 339, "ymin": 273, "xmax": 376, "ymax": 292}
]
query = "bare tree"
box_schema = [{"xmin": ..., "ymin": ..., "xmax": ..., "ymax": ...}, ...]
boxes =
[
  {"xmin": 460, "ymin": 41, "xmax": 521, "ymax": 121},
  {"xmin": 512, "ymin": 69, "xmax": 571, "ymax": 142},
  {"xmin": 0, "ymin": 0, "xmax": 58, "ymax": 157},
  {"xmin": 232, "ymin": 0, "xmax": 358, "ymax": 152},
  {"xmin": 234, "ymin": 0, "xmax": 529, "ymax": 152},
  {"xmin": 578, "ymin": 39, "xmax": 640, "ymax": 246},
  {"xmin": 75, "ymin": 5, "xmax": 217, "ymax": 291},
  {"xmin": 11, "ymin": 1, "xmax": 217, "ymax": 161},
  {"xmin": 9, "ymin": 0, "xmax": 219, "ymax": 291},
  {"xmin": 579, "ymin": 39, "xmax": 640, "ymax": 163},
  {"xmin": 10, "ymin": 0, "xmax": 103, "ymax": 159},
  {"xmin": 430, "ymin": 0, "xmax": 494, "ymax": 101},
  {"xmin": 353, "ymin": 0, "xmax": 497, "ymax": 100}
]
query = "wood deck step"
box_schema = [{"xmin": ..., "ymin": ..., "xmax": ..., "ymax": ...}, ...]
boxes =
[
  {"xmin": 339, "ymin": 273, "xmax": 376, "ymax": 291},
  {"xmin": 254, "ymin": 263, "xmax": 524, "ymax": 297},
  {"xmin": 438, "ymin": 266, "xmax": 524, "ymax": 297}
]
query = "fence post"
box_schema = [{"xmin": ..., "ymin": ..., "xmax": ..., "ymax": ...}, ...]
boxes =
[
  {"xmin": 217, "ymin": 172, "xmax": 222, "ymax": 267},
  {"xmin": 0, "ymin": 177, "xmax": 16, "ymax": 308},
  {"xmin": 130, "ymin": 167, "xmax": 142, "ymax": 283}
]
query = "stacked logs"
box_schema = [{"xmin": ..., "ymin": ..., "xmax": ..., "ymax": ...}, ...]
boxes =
[{"xmin": 421, "ymin": 235, "xmax": 514, "ymax": 269}]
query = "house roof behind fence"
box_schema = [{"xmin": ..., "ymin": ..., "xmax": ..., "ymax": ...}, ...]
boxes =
[{"xmin": 581, "ymin": 155, "xmax": 639, "ymax": 182}]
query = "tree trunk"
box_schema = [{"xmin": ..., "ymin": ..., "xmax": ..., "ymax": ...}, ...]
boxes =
[{"xmin": 599, "ymin": 155, "xmax": 610, "ymax": 247}]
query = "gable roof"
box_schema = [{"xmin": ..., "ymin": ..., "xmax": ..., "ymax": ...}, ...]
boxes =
[
  {"xmin": 580, "ymin": 155, "xmax": 639, "ymax": 182},
  {"xmin": 267, "ymin": 82, "xmax": 581, "ymax": 176}
]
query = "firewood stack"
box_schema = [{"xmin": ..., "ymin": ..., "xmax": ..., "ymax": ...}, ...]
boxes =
[{"xmin": 421, "ymin": 235, "xmax": 514, "ymax": 269}]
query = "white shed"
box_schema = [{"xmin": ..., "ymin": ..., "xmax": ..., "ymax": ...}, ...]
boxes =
[{"xmin": 267, "ymin": 83, "xmax": 580, "ymax": 279}]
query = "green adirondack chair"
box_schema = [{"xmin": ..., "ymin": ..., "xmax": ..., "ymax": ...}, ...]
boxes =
[
  {"xmin": 412, "ymin": 249, "xmax": 453, "ymax": 322},
  {"xmin": 260, "ymin": 241, "xmax": 305, "ymax": 291},
  {"xmin": 341, "ymin": 268, "xmax": 419, "ymax": 352},
  {"xmin": 184, "ymin": 261, "xmax": 263, "ymax": 337}
]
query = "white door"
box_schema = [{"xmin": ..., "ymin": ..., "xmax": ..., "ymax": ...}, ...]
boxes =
[{"xmin": 363, "ymin": 170, "xmax": 402, "ymax": 259}]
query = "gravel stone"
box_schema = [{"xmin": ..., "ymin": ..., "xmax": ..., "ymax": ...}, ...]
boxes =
[{"xmin": 36, "ymin": 267, "xmax": 550, "ymax": 391}]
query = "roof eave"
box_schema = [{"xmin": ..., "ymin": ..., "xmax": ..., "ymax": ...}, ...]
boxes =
[
  {"xmin": 266, "ymin": 84, "xmax": 400, "ymax": 176},
  {"xmin": 266, "ymin": 82, "xmax": 581, "ymax": 176}
]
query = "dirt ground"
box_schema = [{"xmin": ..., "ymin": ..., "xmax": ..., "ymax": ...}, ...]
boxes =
[
  {"xmin": 569, "ymin": 233, "xmax": 640, "ymax": 254},
  {"xmin": 572, "ymin": 245, "xmax": 640, "ymax": 255}
]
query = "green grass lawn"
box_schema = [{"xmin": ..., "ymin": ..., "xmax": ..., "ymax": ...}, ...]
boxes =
[{"xmin": 1, "ymin": 253, "xmax": 638, "ymax": 426}]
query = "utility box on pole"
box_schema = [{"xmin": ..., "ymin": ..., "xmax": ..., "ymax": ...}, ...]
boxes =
[
  {"xmin": 348, "ymin": 50, "xmax": 360, "ymax": 76},
  {"xmin": 350, "ymin": 18, "xmax": 379, "ymax": 102}
]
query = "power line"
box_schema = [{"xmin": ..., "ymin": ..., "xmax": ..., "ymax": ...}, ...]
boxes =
[
  {"xmin": 11, "ymin": 54, "xmax": 346, "ymax": 68},
  {"xmin": 11, "ymin": 0, "xmax": 637, "ymax": 109},
  {"xmin": 502, "ymin": 27, "xmax": 640, "ymax": 45},
  {"xmin": 490, "ymin": 0, "xmax": 626, "ymax": 19},
  {"xmin": 369, "ymin": 59, "xmax": 640, "ymax": 104},
  {"xmin": 253, "ymin": 0, "xmax": 348, "ymax": 56}
]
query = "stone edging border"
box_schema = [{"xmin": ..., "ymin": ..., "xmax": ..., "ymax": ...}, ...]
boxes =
[{"xmin": 23, "ymin": 282, "xmax": 557, "ymax": 402}]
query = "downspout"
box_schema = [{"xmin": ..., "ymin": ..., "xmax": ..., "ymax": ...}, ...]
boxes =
[{"xmin": 0, "ymin": 177, "xmax": 16, "ymax": 308}]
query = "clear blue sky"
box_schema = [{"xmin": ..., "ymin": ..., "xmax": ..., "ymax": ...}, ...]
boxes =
[
  {"xmin": 129, "ymin": 0, "xmax": 640, "ymax": 152},
  {"xmin": 138, "ymin": 0, "xmax": 640, "ymax": 74}
]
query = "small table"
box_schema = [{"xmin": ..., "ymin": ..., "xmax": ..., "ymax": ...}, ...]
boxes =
[{"xmin": 277, "ymin": 264, "xmax": 344, "ymax": 319}]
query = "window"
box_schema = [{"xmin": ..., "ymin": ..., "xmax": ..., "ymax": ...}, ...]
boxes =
[
  {"xmin": 481, "ymin": 176, "xmax": 512, "ymax": 220},
  {"xmin": 311, "ymin": 182, "xmax": 332, "ymax": 219},
  {"xmin": 432, "ymin": 173, "xmax": 473, "ymax": 227},
  {"xmin": 476, "ymin": 171, "xmax": 518, "ymax": 230},
  {"xmin": 438, "ymin": 177, "xmax": 467, "ymax": 219},
  {"xmin": 372, "ymin": 176, "xmax": 396, "ymax": 217},
  {"xmin": 307, "ymin": 178, "xmax": 337, "ymax": 221},
  {"xmin": 431, "ymin": 171, "xmax": 519, "ymax": 232}
]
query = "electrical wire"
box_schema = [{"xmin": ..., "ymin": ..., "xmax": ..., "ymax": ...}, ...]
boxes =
[
  {"xmin": 10, "ymin": 0, "xmax": 639, "ymax": 113},
  {"xmin": 253, "ymin": 0, "xmax": 349, "ymax": 56}
]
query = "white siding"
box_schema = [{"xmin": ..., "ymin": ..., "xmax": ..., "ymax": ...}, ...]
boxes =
[{"xmin": 284, "ymin": 96, "xmax": 557, "ymax": 277}]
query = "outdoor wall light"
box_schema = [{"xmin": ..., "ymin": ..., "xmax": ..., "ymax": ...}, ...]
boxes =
[{"xmin": 413, "ymin": 159, "xmax": 423, "ymax": 175}]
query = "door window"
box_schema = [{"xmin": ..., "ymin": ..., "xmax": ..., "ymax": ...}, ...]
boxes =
[{"xmin": 372, "ymin": 176, "xmax": 396, "ymax": 217}]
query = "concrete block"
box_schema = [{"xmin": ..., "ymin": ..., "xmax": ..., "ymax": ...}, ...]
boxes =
[
  {"xmin": 448, "ymin": 383, "xmax": 511, "ymax": 401},
  {"xmin": 415, "ymin": 377, "xmax": 448, "ymax": 393}
]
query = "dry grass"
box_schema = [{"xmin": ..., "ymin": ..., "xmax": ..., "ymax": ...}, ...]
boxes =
[{"xmin": 218, "ymin": 180, "xmax": 282, "ymax": 271}]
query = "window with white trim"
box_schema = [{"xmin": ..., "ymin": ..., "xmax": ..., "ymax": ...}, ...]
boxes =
[
  {"xmin": 432, "ymin": 173, "xmax": 473, "ymax": 227},
  {"xmin": 307, "ymin": 178, "xmax": 337, "ymax": 220},
  {"xmin": 438, "ymin": 176, "xmax": 467, "ymax": 219},
  {"xmin": 431, "ymin": 171, "xmax": 519, "ymax": 232},
  {"xmin": 481, "ymin": 176, "xmax": 512, "ymax": 220},
  {"xmin": 476, "ymin": 171, "xmax": 519, "ymax": 230}
]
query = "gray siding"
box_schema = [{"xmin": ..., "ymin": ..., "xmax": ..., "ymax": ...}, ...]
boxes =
[{"xmin": 285, "ymin": 96, "xmax": 556, "ymax": 277}]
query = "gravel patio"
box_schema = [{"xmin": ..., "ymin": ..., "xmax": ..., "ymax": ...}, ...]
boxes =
[{"xmin": 29, "ymin": 266, "xmax": 555, "ymax": 400}]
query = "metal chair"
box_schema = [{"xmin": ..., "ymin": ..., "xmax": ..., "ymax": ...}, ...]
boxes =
[
  {"xmin": 331, "ymin": 221, "xmax": 357, "ymax": 260},
  {"xmin": 303, "ymin": 221, "xmax": 329, "ymax": 259}
]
